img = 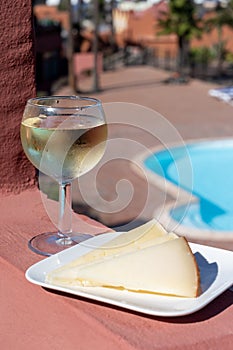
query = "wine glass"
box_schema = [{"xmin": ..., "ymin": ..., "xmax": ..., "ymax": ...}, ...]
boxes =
[{"xmin": 20, "ymin": 96, "xmax": 107, "ymax": 256}]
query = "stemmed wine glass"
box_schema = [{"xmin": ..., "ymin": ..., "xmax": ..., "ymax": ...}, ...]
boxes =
[{"xmin": 20, "ymin": 96, "xmax": 107, "ymax": 256}]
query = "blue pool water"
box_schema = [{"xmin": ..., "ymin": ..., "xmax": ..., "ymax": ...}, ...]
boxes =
[{"xmin": 144, "ymin": 139, "xmax": 233, "ymax": 231}]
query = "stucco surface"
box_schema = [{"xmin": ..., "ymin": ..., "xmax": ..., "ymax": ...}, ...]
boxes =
[{"xmin": 0, "ymin": 0, "xmax": 36, "ymax": 193}]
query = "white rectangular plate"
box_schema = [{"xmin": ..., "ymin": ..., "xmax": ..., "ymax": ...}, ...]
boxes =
[{"xmin": 26, "ymin": 232, "xmax": 233, "ymax": 317}]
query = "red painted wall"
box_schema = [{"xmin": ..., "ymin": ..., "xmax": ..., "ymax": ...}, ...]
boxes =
[{"xmin": 0, "ymin": 1, "xmax": 37, "ymax": 193}]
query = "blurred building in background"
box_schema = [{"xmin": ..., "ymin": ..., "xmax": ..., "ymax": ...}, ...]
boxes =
[{"xmin": 33, "ymin": 0, "xmax": 233, "ymax": 94}]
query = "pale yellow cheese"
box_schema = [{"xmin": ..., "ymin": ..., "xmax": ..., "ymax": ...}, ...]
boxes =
[
  {"xmin": 54, "ymin": 237, "xmax": 200, "ymax": 298},
  {"xmin": 46, "ymin": 219, "xmax": 177, "ymax": 284},
  {"xmin": 46, "ymin": 220, "xmax": 200, "ymax": 297}
]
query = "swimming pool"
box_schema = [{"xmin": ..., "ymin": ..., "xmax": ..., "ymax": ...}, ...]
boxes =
[{"xmin": 144, "ymin": 139, "xmax": 233, "ymax": 232}]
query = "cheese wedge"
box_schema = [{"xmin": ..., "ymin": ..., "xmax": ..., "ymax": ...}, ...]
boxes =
[
  {"xmin": 51, "ymin": 237, "xmax": 199, "ymax": 298},
  {"xmin": 46, "ymin": 219, "xmax": 178, "ymax": 284}
]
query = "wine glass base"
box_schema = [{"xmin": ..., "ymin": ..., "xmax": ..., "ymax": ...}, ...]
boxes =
[{"xmin": 28, "ymin": 232, "xmax": 93, "ymax": 257}]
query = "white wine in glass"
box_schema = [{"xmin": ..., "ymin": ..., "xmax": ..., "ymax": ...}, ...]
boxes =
[{"xmin": 21, "ymin": 96, "xmax": 107, "ymax": 256}]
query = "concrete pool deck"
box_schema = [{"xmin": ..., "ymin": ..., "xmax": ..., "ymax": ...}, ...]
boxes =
[{"xmin": 56, "ymin": 66, "xmax": 233, "ymax": 250}]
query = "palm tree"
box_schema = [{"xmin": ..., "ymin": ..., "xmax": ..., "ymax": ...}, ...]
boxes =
[
  {"xmin": 92, "ymin": 0, "xmax": 100, "ymax": 92},
  {"xmin": 158, "ymin": 0, "xmax": 202, "ymax": 75},
  {"xmin": 58, "ymin": 0, "xmax": 70, "ymax": 11},
  {"xmin": 66, "ymin": 0, "xmax": 76, "ymax": 90},
  {"xmin": 205, "ymin": 0, "xmax": 233, "ymax": 77}
]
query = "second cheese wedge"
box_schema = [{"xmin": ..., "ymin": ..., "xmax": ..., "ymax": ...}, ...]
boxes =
[
  {"xmin": 47, "ymin": 237, "xmax": 200, "ymax": 298},
  {"xmin": 46, "ymin": 219, "xmax": 177, "ymax": 284},
  {"xmin": 69, "ymin": 237, "xmax": 199, "ymax": 297}
]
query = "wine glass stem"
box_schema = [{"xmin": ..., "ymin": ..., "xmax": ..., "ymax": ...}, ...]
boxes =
[{"xmin": 58, "ymin": 182, "xmax": 72, "ymax": 238}]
